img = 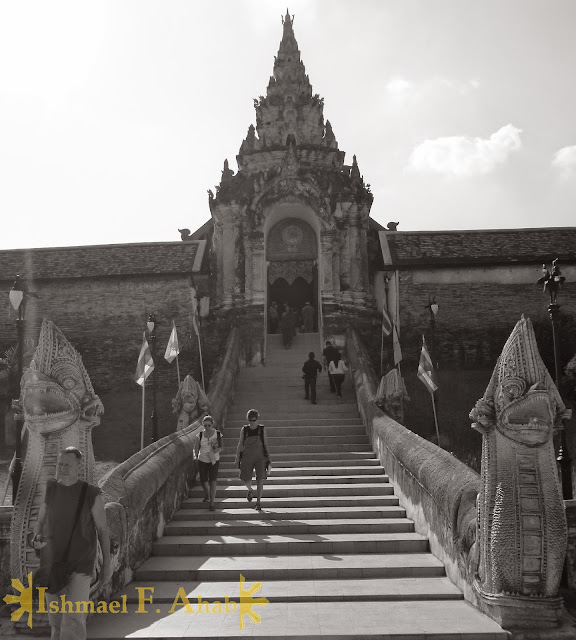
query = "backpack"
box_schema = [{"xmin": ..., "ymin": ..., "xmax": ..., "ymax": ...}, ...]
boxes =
[
  {"xmin": 242, "ymin": 424, "xmax": 269, "ymax": 458},
  {"xmin": 199, "ymin": 430, "xmax": 222, "ymax": 447}
]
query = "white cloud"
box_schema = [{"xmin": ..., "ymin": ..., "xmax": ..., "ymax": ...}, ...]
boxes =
[
  {"xmin": 384, "ymin": 75, "xmax": 480, "ymax": 108},
  {"xmin": 407, "ymin": 124, "xmax": 522, "ymax": 177},
  {"xmin": 552, "ymin": 145, "xmax": 576, "ymax": 180}
]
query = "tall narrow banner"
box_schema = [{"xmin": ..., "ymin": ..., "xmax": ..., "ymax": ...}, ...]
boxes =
[
  {"xmin": 135, "ymin": 332, "xmax": 154, "ymax": 386},
  {"xmin": 164, "ymin": 322, "xmax": 179, "ymax": 363},
  {"xmin": 392, "ymin": 326, "xmax": 402, "ymax": 366},
  {"xmin": 417, "ymin": 335, "xmax": 438, "ymax": 393},
  {"xmin": 381, "ymin": 308, "xmax": 392, "ymax": 337}
]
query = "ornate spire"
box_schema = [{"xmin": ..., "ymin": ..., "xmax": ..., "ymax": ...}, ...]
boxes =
[
  {"xmin": 267, "ymin": 10, "xmax": 312, "ymax": 101},
  {"xmin": 221, "ymin": 159, "xmax": 234, "ymax": 184},
  {"xmin": 351, "ymin": 155, "xmax": 361, "ymax": 181}
]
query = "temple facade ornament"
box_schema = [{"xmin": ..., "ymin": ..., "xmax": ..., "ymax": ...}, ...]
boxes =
[
  {"xmin": 171, "ymin": 374, "xmax": 210, "ymax": 431},
  {"xmin": 10, "ymin": 319, "xmax": 104, "ymax": 584},
  {"xmin": 469, "ymin": 316, "xmax": 569, "ymax": 628},
  {"xmin": 207, "ymin": 11, "xmax": 378, "ymax": 327}
]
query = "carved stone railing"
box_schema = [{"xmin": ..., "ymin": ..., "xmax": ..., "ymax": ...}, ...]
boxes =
[
  {"xmin": 95, "ymin": 326, "xmax": 242, "ymax": 600},
  {"xmin": 348, "ymin": 325, "xmax": 574, "ymax": 635},
  {"xmin": 347, "ymin": 328, "xmax": 481, "ymax": 603}
]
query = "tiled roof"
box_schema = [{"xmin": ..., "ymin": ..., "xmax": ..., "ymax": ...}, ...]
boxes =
[
  {"xmin": 0, "ymin": 241, "xmax": 206, "ymax": 281},
  {"xmin": 380, "ymin": 228, "xmax": 576, "ymax": 267}
]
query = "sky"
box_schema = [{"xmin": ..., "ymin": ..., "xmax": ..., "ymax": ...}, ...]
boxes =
[{"xmin": 1, "ymin": 0, "xmax": 575, "ymax": 250}]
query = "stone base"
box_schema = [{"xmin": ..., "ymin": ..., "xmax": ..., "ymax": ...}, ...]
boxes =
[{"xmin": 475, "ymin": 584, "xmax": 566, "ymax": 633}]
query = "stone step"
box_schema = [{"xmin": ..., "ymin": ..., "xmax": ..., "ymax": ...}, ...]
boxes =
[
  {"xmin": 87, "ymin": 600, "xmax": 506, "ymax": 639},
  {"xmin": 215, "ymin": 474, "xmax": 388, "ymax": 485},
  {"xmin": 164, "ymin": 517, "xmax": 414, "ymax": 537},
  {"xmin": 223, "ymin": 434, "xmax": 369, "ymax": 447},
  {"xmin": 173, "ymin": 505, "xmax": 407, "ymax": 521},
  {"xmin": 218, "ymin": 462, "xmax": 381, "ymax": 472},
  {"xmin": 153, "ymin": 532, "xmax": 428, "ymax": 556},
  {"xmin": 227, "ymin": 403, "xmax": 357, "ymax": 414},
  {"xmin": 224, "ymin": 418, "xmax": 363, "ymax": 428},
  {"xmin": 189, "ymin": 482, "xmax": 394, "ymax": 497},
  {"xmin": 133, "ymin": 553, "xmax": 447, "ymax": 582},
  {"xmin": 218, "ymin": 451, "xmax": 378, "ymax": 463},
  {"xmin": 181, "ymin": 495, "xmax": 400, "ymax": 510},
  {"xmin": 217, "ymin": 466, "xmax": 385, "ymax": 478},
  {"xmin": 223, "ymin": 424, "xmax": 366, "ymax": 437},
  {"xmin": 224, "ymin": 443, "xmax": 375, "ymax": 454},
  {"xmin": 116, "ymin": 576, "xmax": 463, "ymax": 604}
]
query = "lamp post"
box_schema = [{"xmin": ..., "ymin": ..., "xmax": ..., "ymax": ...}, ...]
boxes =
[
  {"xmin": 8, "ymin": 275, "xmax": 30, "ymax": 502},
  {"xmin": 537, "ymin": 258, "xmax": 572, "ymax": 499},
  {"xmin": 147, "ymin": 314, "xmax": 158, "ymax": 444},
  {"xmin": 428, "ymin": 296, "xmax": 439, "ymax": 368}
]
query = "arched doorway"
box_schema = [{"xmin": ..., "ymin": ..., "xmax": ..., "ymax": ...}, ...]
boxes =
[{"xmin": 266, "ymin": 218, "xmax": 319, "ymax": 333}]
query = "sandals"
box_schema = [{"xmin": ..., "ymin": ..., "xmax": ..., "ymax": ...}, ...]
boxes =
[
  {"xmin": 247, "ymin": 489, "xmax": 253, "ymax": 503},
  {"xmin": 209, "ymin": 504, "xmax": 216, "ymax": 511},
  {"xmin": 202, "ymin": 497, "xmax": 209, "ymax": 503},
  {"xmin": 254, "ymin": 502, "xmax": 262, "ymax": 511}
]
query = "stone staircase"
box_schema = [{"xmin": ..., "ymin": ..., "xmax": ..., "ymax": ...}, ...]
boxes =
[{"xmin": 88, "ymin": 332, "xmax": 505, "ymax": 639}]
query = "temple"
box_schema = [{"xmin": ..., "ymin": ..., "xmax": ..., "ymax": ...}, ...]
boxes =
[{"xmin": 196, "ymin": 11, "xmax": 382, "ymax": 351}]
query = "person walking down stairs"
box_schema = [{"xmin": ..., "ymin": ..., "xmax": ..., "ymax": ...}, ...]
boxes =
[
  {"xmin": 235, "ymin": 409, "xmax": 271, "ymax": 511},
  {"xmin": 194, "ymin": 415, "xmax": 223, "ymax": 511}
]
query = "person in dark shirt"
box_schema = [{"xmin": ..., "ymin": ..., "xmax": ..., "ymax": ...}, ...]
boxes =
[
  {"xmin": 32, "ymin": 447, "xmax": 112, "ymax": 640},
  {"xmin": 302, "ymin": 351, "xmax": 323, "ymax": 404},
  {"xmin": 322, "ymin": 340, "xmax": 340, "ymax": 393}
]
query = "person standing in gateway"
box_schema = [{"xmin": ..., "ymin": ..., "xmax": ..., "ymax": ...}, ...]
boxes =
[{"xmin": 32, "ymin": 447, "xmax": 113, "ymax": 640}]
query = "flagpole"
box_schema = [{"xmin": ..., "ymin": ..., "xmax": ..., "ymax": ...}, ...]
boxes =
[
  {"xmin": 431, "ymin": 391, "xmax": 440, "ymax": 447},
  {"xmin": 197, "ymin": 324, "xmax": 205, "ymax": 391},
  {"xmin": 380, "ymin": 325, "xmax": 385, "ymax": 377},
  {"xmin": 175, "ymin": 353, "xmax": 181, "ymax": 387},
  {"xmin": 140, "ymin": 380, "xmax": 146, "ymax": 450}
]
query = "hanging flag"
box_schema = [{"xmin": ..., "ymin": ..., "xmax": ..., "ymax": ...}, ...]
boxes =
[
  {"xmin": 392, "ymin": 326, "xmax": 402, "ymax": 365},
  {"xmin": 191, "ymin": 310, "xmax": 200, "ymax": 337},
  {"xmin": 135, "ymin": 332, "xmax": 154, "ymax": 386},
  {"xmin": 418, "ymin": 335, "xmax": 438, "ymax": 394},
  {"xmin": 381, "ymin": 307, "xmax": 392, "ymax": 337},
  {"xmin": 164, "ymin": 322, "xmax": 179, "ymax": 363}
]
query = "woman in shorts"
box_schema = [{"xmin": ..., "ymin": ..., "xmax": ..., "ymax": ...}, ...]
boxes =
[
  {"xmin": 235, "ymin": 409, "xmax": 270, "ymax": 511},
  {"xmin": 196, "ymin": 415, "xmax": 223, "ymax": 511}
]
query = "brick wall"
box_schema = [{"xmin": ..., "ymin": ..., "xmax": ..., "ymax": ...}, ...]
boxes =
[{"xmin": 397, "ymin": 274, "xmax": 576, "ymax": 373}]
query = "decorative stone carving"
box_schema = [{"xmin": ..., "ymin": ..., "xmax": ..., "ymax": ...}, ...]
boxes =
[
  {"xmin": 10, "ymin": 319, "xmax": 104, "ymax": 584},
  {"xmin": 171, "ymin": 375, "xmax": 210, "ymax": 430},
  {"xmin": 268, "ymin": 260, "xmax": 314, "ymax": 285},
  {"xmin": 375, "ymin": 369, "xmax": 410, "ymax": 423},
  {"xmin": 266, "ymin": 218, "xmax": 316, "ymax": 261},
  {"xmin": 469, "ymin": 316, "xmax": 569, "ymax": 628}
]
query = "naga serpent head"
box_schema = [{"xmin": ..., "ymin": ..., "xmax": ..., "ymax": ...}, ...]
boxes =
[
  {"xmin": 22, "ymin": 319, "xmax": 103, "ymax": 435},
  {"xmin": 471, "ymin": 316, "xmax": 566, "ymax": 447}
]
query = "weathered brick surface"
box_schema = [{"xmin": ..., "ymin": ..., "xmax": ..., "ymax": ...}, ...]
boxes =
[
  {"xmin": 0, "ymin": 241, "xmax": 200, "ymax": 279},
  {"xmin": 397, "ymin": 277, "xmax": 576, "ymax": 371},
  {"xmin": 386, "ymin": 228, "xmax": 576, "ymax": 265}
]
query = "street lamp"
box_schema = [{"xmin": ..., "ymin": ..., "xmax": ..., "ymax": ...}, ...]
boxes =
[
  {"xmin": 537, "ymin": 258, "xmax": 572, "ymax": 499},
  {"xmin": 9, "ymin": 275, "xmax": 38, "ymax": 502},
  {"xmin": 427, "ymin": 296, "xmax": 439, "ymax": 367},
  {"xmin": 147, "ymin": 314, "xmax": 158, "ymax": 444}
]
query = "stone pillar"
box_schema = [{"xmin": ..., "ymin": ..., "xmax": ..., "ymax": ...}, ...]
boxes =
[
  {"xmin": 233, "ymin": 220, "xmax": 244, "ymax": 306},
  {"xmin": 212, "ymin": 219, "xmax": 224, "ymax": 307},
  {"xmin": 244, "ymin": 230, "xmax": 253, "ymax": 305},
  {"xmin": 320, "ymin": 230, "xmax": 335, "ymax": 304},
  {"xmin": 251, "ymin": 232, "xmax": 265, "ymax": 306},
  {"xmin": 221, "ymin": 217, "xmax": 235, "ymax": 309},
  {"xmin": 332, "ymin": 240, "xmax": 341, "ymax": 304},
  {"xmin": 349, "ymin": 212, "xmax": 366, "ymax": 307}
]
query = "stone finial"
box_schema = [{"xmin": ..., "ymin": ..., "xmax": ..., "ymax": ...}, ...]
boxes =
[
  {"xmin": 387, "ymin": 222, "xmax": 399, "ymax": 231},
  {"xmin": 221, "ymin": 159, "xmax": 234, "ymax": 184},
  {"xmin": 350, "ymin": 155, "xmax": 361, "ymax": 181},
  {"xmin": 469, "ymin": 316, "xmax": 568, "ymax": 629},
  {"xmin": 178, "ymin": 228, "xmax": 191, "ymax": 241},
  {"xmin": 10, "ymin": 319, "xmax": 103, "ymax": 583}
]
